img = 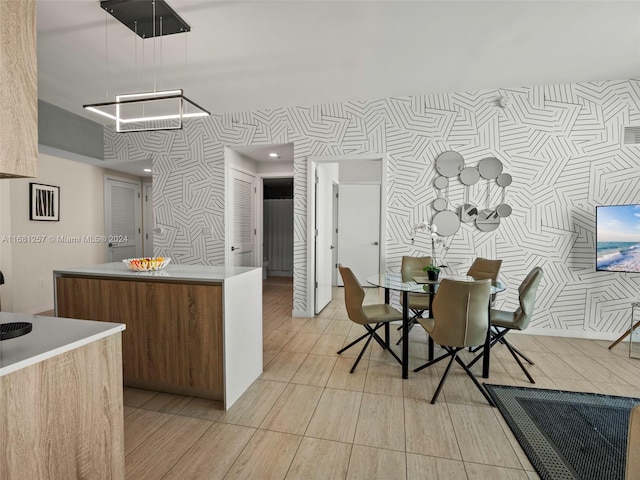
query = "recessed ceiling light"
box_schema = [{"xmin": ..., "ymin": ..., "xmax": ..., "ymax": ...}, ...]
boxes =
[
  {"xmin": 269, "ymin": 152, "xmax": 278, "ymax": 158},
  {"xmin": 144, "ymin": 168, "xmax": 152, "ymax": 172}
]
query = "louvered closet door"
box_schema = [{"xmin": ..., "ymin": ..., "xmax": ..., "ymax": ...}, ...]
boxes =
[
  {"xmin": 229, "ymin": 168, "xmax": 256, "ymax": 267},
  {"xmin": 105, "ymin": 177, "xmax": 142, "ymax": 262}
]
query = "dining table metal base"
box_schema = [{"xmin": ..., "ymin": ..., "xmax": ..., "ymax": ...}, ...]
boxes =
[{"xmin": 366, "ymin": 273, "xmax": 501, "ymax": 381}]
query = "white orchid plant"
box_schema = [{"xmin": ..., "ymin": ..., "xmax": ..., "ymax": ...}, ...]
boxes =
[{"xmin": 409, "ymin": 221, "xmax": 447, "ymax": 265}]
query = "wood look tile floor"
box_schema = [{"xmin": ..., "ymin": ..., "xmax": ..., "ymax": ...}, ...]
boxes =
[{"xmin": 123, "ymin": 277, "xmax": 640, "ymax": 479}]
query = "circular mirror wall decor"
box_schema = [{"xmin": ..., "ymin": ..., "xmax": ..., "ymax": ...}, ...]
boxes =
[
  {"xmin": 460, "ymin": 203, "xmax": 478, "ymax": 223},
  {"xmin": 496, "ymin": 203, "xmax": 512, "ymax": 218},
  {"xmin": 435, "ymin": 151, "xmax": 465, "ymax": 177},
  {"xmin": 429, "ymin": 152, "xmax": 512, "ymax": 234},
  {"xmin": 434, "ymin": 176, "xmax": 448, "ymax": 189},
  {"xmin": 476, "ymin": 209, "xmax": 500, "ymax": 232},
  {"xmin": 478, "ymin": 157, "xmax": 503, "ymax": 179},
  {"xmin": 497, "ymin": 173, "xmax": 512, "ymax": 187},
  {"xmin": 433, "ymin": 198, "xmax": 447, "ymax": 212},
  {"xmin": 460, "ymin": 167, "xmax": 480, "ymax": 185},
  {"xmin": 432, "ymin": 210, "xmax": 460, "ymax": 236}
]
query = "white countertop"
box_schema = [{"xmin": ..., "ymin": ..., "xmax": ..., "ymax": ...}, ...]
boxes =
[
  {"xmin": 54, "ymin": 262, "xmax": 260, "ymax": 283},
  {"xmin": 0, "ymin": 312, "xmax": 125, "ymax": 377}
]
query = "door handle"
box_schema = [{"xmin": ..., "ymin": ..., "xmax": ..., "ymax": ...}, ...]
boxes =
[
  {"xmin": 330, "ymin": 245, "xmax": 335, "ymax": 249},
  {"xmin": 231, "ymin": 246, "xmax": 237, "ymax": 251},
  {"xmin": 372, "ymin": 241, "xmax": 379, "ymax": 245},
  {"xmin": 108, "ymin": 243, "xmax": 113, "ymax": 247}
]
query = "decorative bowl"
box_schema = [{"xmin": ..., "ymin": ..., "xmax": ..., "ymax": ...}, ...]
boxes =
[{"xmin": 123, "ymin": 257, "xmax": 171, "ymax": 272}]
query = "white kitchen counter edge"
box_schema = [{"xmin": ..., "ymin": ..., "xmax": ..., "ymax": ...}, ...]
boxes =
[
  {"xmin": 53, "ymin": 263, "xmax": 261, "ymax": 283},
  {"xmin": 0, "ymin": 322, "xmax": 125, "ymax": 377}
]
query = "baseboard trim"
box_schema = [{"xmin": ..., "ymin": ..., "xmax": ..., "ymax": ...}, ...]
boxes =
[
  {"xmin": 292, "ymin": 309, "xmax": 308, "ymax": 318},
  {"xmin": 517, "ymin": 327, "xmax": 633, "ymax": 343}
]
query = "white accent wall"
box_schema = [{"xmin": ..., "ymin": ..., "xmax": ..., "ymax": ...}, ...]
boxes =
[
  {"xmin": 104, "ymin": 79, "xmax": 640, "ymax": 336},
  {"xmin": 0, "ymin": 153, "xmax": 107, "ymax": 313}
]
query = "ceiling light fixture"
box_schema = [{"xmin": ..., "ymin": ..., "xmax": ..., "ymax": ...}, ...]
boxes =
[
  {"xmin": 269, "ymin": 152, "xmax": 279, "ymax": 158},
  {"xmin": 143, "ymin": 168, "xmax": 152, "ymax": 172},
  {"xmin": 83, "ymin": 0, "xmax": 210, "ymax": 133}
]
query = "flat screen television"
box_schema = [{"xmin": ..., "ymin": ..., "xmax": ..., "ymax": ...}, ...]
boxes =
[{"xmin": 596, "ymin": 204, "xmax": 640, "ymax": 272}]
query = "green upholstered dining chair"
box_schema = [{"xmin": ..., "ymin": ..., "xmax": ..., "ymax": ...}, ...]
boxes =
[
  {"xmin": 466, "ymin": 257, "xmax": 503, "ymax": 281},
  {"xmin": 396, "ymin": 255, "xmax": 432, "ymax": 344},
  {"xmin": 468, "ymin": 267, "xmax": 544, "ymax": 384},
  {"xmin": 467, "ymin": 257, "xmax": 503, "ymax": 305},
  {"xmin": 413, "ymin": 278, "xmax": 494, "ymax": 405},
  {"xmin": 627, "ymin": 404, "xmax": 640, "ymax": 479},
  {"xmin": 337, "ymin": 266, "xmax": 402, "ymax": 373}
]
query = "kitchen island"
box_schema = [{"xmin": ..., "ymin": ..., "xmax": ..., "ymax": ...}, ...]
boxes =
[
  {"xmin": 1, "ymin": 312, "xmax": 125, "ymax": 479},
  {"xmin": 54, "ymin": 263, "xmax": 262, "ymax": 409}
]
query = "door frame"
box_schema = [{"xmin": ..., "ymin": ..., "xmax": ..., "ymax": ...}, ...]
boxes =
[
  {"xmin": 104, "ymin": 174, "xmax": 142, "ymax": 262},
  {"xmin": 225, "ymin": 164, "xmax": 257, "ymax": 267},
  {"xmin": 142, "ymin": 181, "xmax": 153, "ymax": 257},
  {"xmin": 332, "ymin": 181, "xmax": 339, "ymax": 287},
  {"xmin": 306, "ymin": 154, "xmax": 388, "ymax": 318},
  {"xmin": 256, "ymin": 172, "xmax": 294, "ymax": 277},
  {"xmin": 313, "ymin": 163, "xmax": 339, "ymax": 314}
]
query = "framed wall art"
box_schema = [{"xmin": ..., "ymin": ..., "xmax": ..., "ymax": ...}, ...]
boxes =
[{"xmin": 30, "ymin": 183, "xmax": 60, "ymax": 221}]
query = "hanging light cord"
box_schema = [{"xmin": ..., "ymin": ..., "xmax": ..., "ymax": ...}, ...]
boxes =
[
  {"xmin": 105, "ymin": 10, "xmax": 109, "ymax": 101},
  {"xmin": 153, "ymin": 0, "xmax": 156, "ymax": 93},
  {"xmin": 134, "ymin": 21, "xmax": 138, "ymax": 89},
  {"xmin": 160, "ymin": 16, "xmax": 163, "ymax": 92}
]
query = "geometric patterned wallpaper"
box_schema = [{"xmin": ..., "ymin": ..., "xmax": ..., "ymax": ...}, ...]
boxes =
[{"xmin": 104, "ymin": 79, "xmax": 640, "ymax": 334}]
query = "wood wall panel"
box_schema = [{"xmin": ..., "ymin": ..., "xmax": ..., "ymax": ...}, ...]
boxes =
[
  {"xmin": 56, "ymin": 276, "xmax": 224, "ymax": 399},
  {"xmin": 0, "ymin": 335, "xmax": 124, "ymax": 480},
  {"xmin": 0, "ymin": 0, "xmax": 37, "ymax": 178}
]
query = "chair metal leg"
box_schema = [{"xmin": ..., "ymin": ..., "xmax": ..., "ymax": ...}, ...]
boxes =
[
  {"xmin": 337, "ymin": 331, "xmax": 370, "ymax": 354},
  {"xmin": 338, "ymin": 323, "xmax": 401, "ymax": 372},
  {"xmin": 466, "ymin": 328, "xmax": 508, "ymax": 369},
  {"xmin": 502, "ymin": 338, "xmax": 535, "ymax": 383},
  {"xmin": 470, "ymin": 328, "xmax": 499, "ymax": 352},
  {"xmin": 466, "ymin": 326, "xmax": 536, "ymax": 384},
  {"xmin": 396, "ymin": 309, "xmax": 424, "ymax": 344},
  {"xmin": 503, "ymin": 340, "xmax": 535, "ymax": 365},
  {"xmin": 413, "ymin": 351, "xmax": 451, "ymax": 372},
  {"xmin": 415, "ymin": 346, "xmax": 495, "ymax": 406},
  {"xmin": 350, "ymin": 333, "xmax": 374, "ymax": 373},
  {"xmin": 367, "ymin": 324, "xmax": 402, "ymax": 365},
  {"xmin": 454, "ymin": 356, "xmax": 495, "ymax": 406},
  {"xmin": 431, "ymin": 349, "xmax": 458, "ymax": 404},
  {"xmin": 491, "ymin": 326, "xmax": 534, "ymax": 365}
]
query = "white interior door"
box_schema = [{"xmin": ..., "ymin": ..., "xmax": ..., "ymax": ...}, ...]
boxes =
[
  {"xmin": 105, "ymin": 177, "xmax": 142, "ymax": 262},
  {"xmin": 229, "ymin": 168, "xmax": 256, "ymax": 267},
  {"xmin": 143, "ymin": 182, "xmax": 153, "ymax": 257},
  {"xmin": 337, "ymin": 184, "xmax": 380, "ymax": 285},
  {"xmin": 314, "ymin": 163, "xmax": 338, "ymax": 313}
]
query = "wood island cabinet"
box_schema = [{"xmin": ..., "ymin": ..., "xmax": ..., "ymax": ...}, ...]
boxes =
[
  {"xmin": 54, "ymin": 263, "xmax": 263, "ymax": 409},
  {"xmin": 56, "ymin": 277, "xmax": 224, "ymax": 399}
]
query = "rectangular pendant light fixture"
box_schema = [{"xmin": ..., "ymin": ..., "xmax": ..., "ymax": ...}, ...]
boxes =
[
  {"xmin": 83, "ymin": 1, "xmax": 210, "ymax": 132},
  {"xmin": 84, "ymin": 89, "xmax": 210, "ymax": 133}
]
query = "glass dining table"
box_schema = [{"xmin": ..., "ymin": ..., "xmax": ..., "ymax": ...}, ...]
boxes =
[{"xmin": 366, "ymin": 273, "xmax": 506, "ymax": 379}]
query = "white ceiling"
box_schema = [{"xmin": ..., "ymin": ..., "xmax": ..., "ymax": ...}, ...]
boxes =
[
  {"xmin": 36, "ymin": 0, "xmax": 640, "ymax": 173},
  {"xmin": 232, "ymin": 143, "xmax": 294, "ymax": 162}
]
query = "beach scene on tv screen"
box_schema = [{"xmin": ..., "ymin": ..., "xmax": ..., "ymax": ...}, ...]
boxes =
[{"xmin": 597, "ymin": 204, "xmax": 640, "ymax": 272}]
